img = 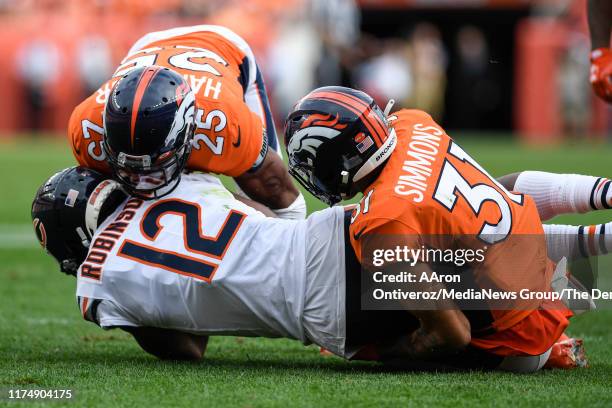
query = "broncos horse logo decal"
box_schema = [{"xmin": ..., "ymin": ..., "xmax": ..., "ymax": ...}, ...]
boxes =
[{"xmin": 288, "ymin": 114, "xmax": 347, "ymax": 159}]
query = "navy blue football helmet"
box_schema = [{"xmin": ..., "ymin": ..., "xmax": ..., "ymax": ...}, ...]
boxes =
[
  {"xmin": 31, "ymin": 167, "xmax": 127, "ymax": 275},
  {"xmin": 284, "ymin": 86, "xmax": 396, "ymax": 206},
  {"xmin": 103, "ymin": 65, "xmax": 196, "ymax": 199}
]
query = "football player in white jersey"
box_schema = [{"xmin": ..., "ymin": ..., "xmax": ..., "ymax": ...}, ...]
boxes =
[
  {"xmin": 33, "ymin": 166, "xmax": 423, "ymax": 362},
  {"xmin": 32, "ymin": 166, "xmax": 598, "ymax": 371}
]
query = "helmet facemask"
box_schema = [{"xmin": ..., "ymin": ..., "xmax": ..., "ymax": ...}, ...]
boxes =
[
  {"xmin": 285, "ymin": 117, "xmax": 355, "ymax": 206},
  {"xmin": 288, "ymin": 155, "xmax": 343, "ymax": 206},
  {"xmin": 287, "ymin": 119, "xmax": 392, "ymax": 206},
  {"xmin": 104, "ymin": 134, "xmax": 193, "ymax": 200}
]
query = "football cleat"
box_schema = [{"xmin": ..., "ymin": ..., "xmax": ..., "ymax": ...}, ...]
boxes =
[{"xmin": 544, "ymin": 333, "xmax": 588, "ymax": 369}]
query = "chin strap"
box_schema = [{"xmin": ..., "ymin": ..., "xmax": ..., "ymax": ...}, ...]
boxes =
[
  {"xmin": 84, "ymin": 179, "xmax": 124, "ymax": 237},
  {"xmin": 352, "ymin": 128, "xmax": 397, "ymax": 183}
]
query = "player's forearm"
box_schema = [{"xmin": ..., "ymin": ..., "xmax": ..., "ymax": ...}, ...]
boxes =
[
  {"xmin": 233, "ymin": 193, "xmax": 277, "ymax": 217},
  {"xmin": 496, "ymin": 172, "xmax": 521, "ymax": 191},
  {"xmin": 588, "ymin": 0, "xmax": 612, "ymax": 49},
  {"xmin": 379, "ymin": 311, "xmax": 471, "ymax": 361},
  {"xmin": 122, "ymin": 326, "xmax": 208, "ymax": 361},
  {"xmin": 380, "ymin": 329, "xmax": 444, "ymax": 361},
  {"xmin": 412, "ymin": 309, "xmax": 471, "ymax": 355},
  {"xmin": 235, "ymin": 151, "xmax": 300, "ymax": 210},
  {"xmin": 377, "ymin": 263, "xmax": 471, "ymax": 361}
]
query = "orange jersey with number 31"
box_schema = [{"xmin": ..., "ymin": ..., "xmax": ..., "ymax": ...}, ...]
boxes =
[
  {"xmin": 69, "ymin": 26, "xmax": 267, "ymax": 178},
  {"xmin": 349, "ymin": 109, "xmax": 568, "ymax": 356}
]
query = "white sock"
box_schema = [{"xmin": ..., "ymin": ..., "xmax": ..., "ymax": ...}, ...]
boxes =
[
  {"xmin": 515, "ymin": 172, "xmax": 612, "ymax": 221},
  {"xmin": 543, "ymin": 222, "xmax": 612, "ymax": 261}
]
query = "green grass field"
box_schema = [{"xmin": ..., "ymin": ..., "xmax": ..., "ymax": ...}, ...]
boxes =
[{"xmin": 1, "ymin": 135, "xmax": 612, "ymax": 407}]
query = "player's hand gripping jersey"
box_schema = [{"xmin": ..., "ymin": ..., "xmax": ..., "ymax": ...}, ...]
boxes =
[
  {"xmin": 349, "ymin": 109, "xmax": 569, "ymax": 356},
  {"xmin": 69, "ymin": 25, "xmax": 276, "ymax": 177}
]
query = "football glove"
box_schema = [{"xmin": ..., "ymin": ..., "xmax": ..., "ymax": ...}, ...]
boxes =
[{"xmin": 590, "ymin": 47, "xmax": 612, "ymax": 103}]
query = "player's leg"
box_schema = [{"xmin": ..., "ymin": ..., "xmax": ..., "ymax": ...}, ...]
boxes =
[
  {"xmin": 543, "ymin": 222, "xmax": 612, "ymax": 261},
  {"xmin": 498, "ymin": 171, "xmax": 612, "ymax": 221},
  {"xmin": 496, "ymin": 348, "xmax": 552, "ymax": 373},
  {"xmin": 496, "ymin": 335, "xmax": 586, "ymax": 371}
]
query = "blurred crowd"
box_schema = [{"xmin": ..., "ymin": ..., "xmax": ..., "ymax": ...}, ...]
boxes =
[{"xmin": 0, "ymin": 0, "xmax": 608, "ymax": 138}]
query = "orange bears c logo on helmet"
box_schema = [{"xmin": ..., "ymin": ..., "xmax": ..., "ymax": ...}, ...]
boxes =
[{"xmin": 32, "ymin": 218, "xmax": 47, "ymax": 249}]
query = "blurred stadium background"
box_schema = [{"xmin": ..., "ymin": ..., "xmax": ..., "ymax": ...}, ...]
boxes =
[
  {"xmin": 1, "ymin": 0, "xmax": 612, "ymax": 406},
  {"xmin": 0, "ymin": 0, "xmax": 609, "ymax": 140}
]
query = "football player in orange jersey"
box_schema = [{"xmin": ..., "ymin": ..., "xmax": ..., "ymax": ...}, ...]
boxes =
[
  {"xmin": 588, "ymin": 0, "xmax": 612, "ymax": 103},
  {"xmin": 284, "ymin": 86, "xmax": 610, "ymax": 371},
  {"xmin": 69, "ymin": 25, "xmax": 305, "ymax": 218}
]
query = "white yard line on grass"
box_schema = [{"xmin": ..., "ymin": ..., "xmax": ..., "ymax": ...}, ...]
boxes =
[
  {"xmin": 23, "ymin": 317, "xmax": 73, "ymax": 326},
  {"xmin": 0, "ymin": 224, "xmax": 37, "ymax": 248}
]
